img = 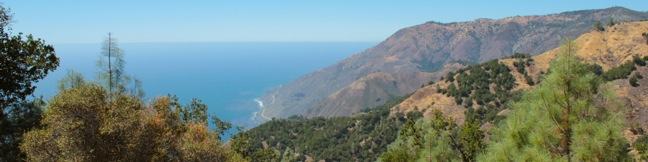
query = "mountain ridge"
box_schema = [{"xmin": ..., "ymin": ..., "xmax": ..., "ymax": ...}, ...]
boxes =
[{"xmin": 259, "ymin": 7, "xmax": 648, "ymax": 119}]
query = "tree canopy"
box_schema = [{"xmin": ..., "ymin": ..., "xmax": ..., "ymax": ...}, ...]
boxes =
[
  {"xmin": 0, "ymin": 6, "xmax": 58, "ymax": 109},
  {"xmin": 379, "ymin": 110, "xmax": 484, "ymax": 162},
  {"xmin": 20, "ymin": 83, "xmax": 245, "ymax": 161},
  {"xmin": 233, "ymin": 97, "xmax": 414, "ymax": 161},
  {"xmin": 0, "ymin": 5, "xmax": 59, "ymax": 161}
]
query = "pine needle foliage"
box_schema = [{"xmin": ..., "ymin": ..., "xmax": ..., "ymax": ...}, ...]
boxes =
[{"xmin": 479, "ymin": 41, "xmax": 630, "ymax": 162}]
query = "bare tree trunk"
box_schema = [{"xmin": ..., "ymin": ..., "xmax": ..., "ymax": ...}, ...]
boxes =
[{"xmin": 108, "ymin": 32, "xmax": 112, "ymax": 95}]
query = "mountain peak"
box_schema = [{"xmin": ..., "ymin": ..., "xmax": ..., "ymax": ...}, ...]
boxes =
[
  {"xmin": 559, "ymin": 6, "xmax": 642, "ymax": 16},
  {"xmin": 603, "ymin": 6, "xmax": 635, "ymax": 12}
]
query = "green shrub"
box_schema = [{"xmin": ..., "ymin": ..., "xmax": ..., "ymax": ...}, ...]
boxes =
[
  {"xmin": 607, "ymin": 18, "xmax": 616, "ymax": 27},
  {"xmin": 630, "ymin": 73, "xmax": 641, "ymax": 87},
  {"xmin": 602, "ymin": 61, "xmax": 636, "ymax": 81},
  {"xmin": 513, "ymin": 59, "xmax": 527, "ymax": 74},
  {"xmin": 636, "ymin": 135, "xmax": 648, "ymax": 160},
  {"xmin": 586, "ymin": 63, "xmax": 603, "ymax": 76},
  {"xmin": 436, "ymin": 84, "xmax": 445, "ymax": 94},
  {"xmin": 593, "ymin": 21, "xmax": 605, "ymax": 31},
  {"xmin": 446, "ymin": 72, "xmax": 455, "ymax": 82},
  {"xmin": 634, "ymin": 55, "xmax": 647, "ymax": 66},
  {"xmin": 524, "ymin": 75, "xmax": 534, "ymax": 85},
  {"xmin": 509, "ymin": 53, "xmax": 530, "ymax": 59}
]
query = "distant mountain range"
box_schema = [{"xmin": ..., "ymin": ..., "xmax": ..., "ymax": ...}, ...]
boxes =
[{"xmin": 258, "ymin": 7, "xmax": 648, "ymax": 119}]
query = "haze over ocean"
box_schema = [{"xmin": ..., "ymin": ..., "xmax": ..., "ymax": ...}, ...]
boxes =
[{"xmin": 34, "ymin": 42, "xmax": 375, "ymax": 128}]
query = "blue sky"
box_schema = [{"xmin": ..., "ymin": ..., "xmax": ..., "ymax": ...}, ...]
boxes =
[{"xmin": 4, "ymin": 0, "xmax": 648, "ymax": 43}]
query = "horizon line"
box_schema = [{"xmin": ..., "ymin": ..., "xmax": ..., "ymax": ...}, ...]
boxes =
[{"xmin": 52, "ymin": 40, "xmax": 380, "ymax": 45}]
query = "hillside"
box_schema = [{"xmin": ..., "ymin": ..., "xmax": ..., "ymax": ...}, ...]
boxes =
[
  {"xmin": 231, "ymin": 97, "xmax": 418, "ymax": 161},
  {"xmin": 383, "ymin": 21, "xmax": 648, "ymax": 161},
  {"xmin": 258, "ymin": 7, "xmax": 648, "ymax": 119},
  {"xmin": 239, "ymin": 19, "xmax": 648, "ymax": 162},
  {"xmin": 395, "ymin": 21, "xmax": 648, "ymax": 134}
]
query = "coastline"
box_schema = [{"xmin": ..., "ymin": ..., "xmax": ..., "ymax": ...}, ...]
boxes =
[{"xmin": 253, "ymin": 98, "xmax": 272, "ymax": 122}]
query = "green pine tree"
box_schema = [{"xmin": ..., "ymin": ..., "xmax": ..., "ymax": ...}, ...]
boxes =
[{"xmin": 479, "ymin": 40, "xmax": 629, "ymax": 161}]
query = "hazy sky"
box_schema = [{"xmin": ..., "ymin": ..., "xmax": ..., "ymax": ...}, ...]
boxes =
[{"xmin": 4, "ymin": 0, "xmax": 648, "ymax": 43}]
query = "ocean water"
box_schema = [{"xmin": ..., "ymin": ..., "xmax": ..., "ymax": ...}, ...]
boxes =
[{"xmin": 34, "ymin": 42, "xmax": 375, "ymax": 128}]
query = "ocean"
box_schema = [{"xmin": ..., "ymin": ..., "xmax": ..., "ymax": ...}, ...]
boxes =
[{"xmin": 34, "ymin": 42, "xmax": 375, "ymax": 128}]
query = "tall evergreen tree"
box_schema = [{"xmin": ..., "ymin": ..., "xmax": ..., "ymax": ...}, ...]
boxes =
[
  {"xmin": 479, "ymin": 41, "xmax": 629, "ymax": 161},
  {"xmin": 97, "ymin": 33, "xmax": 123, "ymax": 94},
  {"xmin": 96, "ymin": 33, "xmax": 144, "ymax": 98}
]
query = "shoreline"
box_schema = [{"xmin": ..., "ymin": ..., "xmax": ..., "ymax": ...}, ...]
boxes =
[{"xmin": 253, "ymin": 98, "xmax": 272, "ymax": 121}]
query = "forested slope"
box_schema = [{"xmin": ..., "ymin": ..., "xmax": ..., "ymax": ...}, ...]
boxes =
[{"xmin": 241, "ymin": 20, "xmax": 648, "ymax": 162}]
